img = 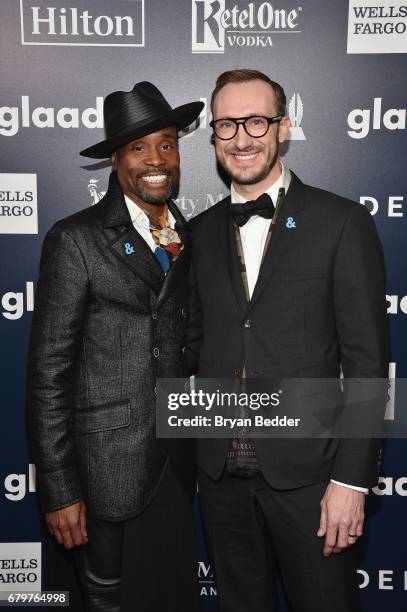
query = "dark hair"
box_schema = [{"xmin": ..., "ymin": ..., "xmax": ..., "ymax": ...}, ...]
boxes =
[{"xmin": 210, "ymin": 69, "xmax": 286, "ymax": 116}]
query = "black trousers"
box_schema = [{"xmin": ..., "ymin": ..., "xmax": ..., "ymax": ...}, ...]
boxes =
[
  {"xmin": 198, "ymin": 469, "xmax": 361, "ymax": 612},
  {"xmin": 49, "ymin": 461, "xmax": 200, "ymax": 612}
]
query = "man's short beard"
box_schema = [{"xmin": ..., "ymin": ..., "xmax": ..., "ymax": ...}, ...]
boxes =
[
  {"xmin": 134, "ymin": 175, "xmax": 178, "ymax": 206},
  {"xmin": 220, "ymin": 150, "xmax": 279, "ymax": 186}
]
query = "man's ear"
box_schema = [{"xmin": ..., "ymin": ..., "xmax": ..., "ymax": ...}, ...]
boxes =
[
  {"xmin": 278, "ymin": 115, "xmax": 291, "ymax": 144},
  {"xmin": 111, "ymin": 151, "xmax": 117, "ymax": 170}
]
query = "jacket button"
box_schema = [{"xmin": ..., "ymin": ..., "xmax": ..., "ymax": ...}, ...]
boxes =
[
  {"xmin": 152, "ymin": 312, "xmax": 158, "ymax": 320},
  {"xmin": 153, "ymin": 347, "xmax": 160, "ymax": 358},
  {"xmin": 181, "ymin": 346, "xmax": 186, "ymax": 354},
  {"xmin": 181, "ymin": 308, "xmax": 187, "ymax": 318},
  {"xmin": 244, "ymin": 319, "xmax": 252, "ymax": 329},
  {"xmin": 234, "ymin": 369, "xmax": 241, "ymax": 377}
]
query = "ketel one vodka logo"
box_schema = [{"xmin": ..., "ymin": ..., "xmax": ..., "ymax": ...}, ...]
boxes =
[
  {"xmin": 20, "ymin": 0, "xmax": 145, "ymax": 47},
  {"xmin": 287, "ymin": 93, "xmax": 306, "ymax": 141},
  {"xmin": 192, "ymin": 0, "xmax": 302, "ymax": 53}
]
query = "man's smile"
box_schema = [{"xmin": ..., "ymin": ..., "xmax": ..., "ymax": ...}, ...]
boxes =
[
  {"xmin": 231, "ymin": 151, "xmax": 260, "ymax": 163},
  {"xmin": 141, "ymin": 174, "xmax": 169, "ymax": 185}
]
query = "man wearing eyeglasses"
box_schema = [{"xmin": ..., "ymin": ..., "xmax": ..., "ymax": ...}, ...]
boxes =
[{"xmin": 186, "ymin": 69, "xmax": 388, "ymax": 611}]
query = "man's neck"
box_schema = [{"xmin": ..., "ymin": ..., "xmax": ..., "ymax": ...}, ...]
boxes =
[
  {"xmin": 124, "ymin": 192, "xmax": 167, "ymax": 219},
  {"xmin": 232, "ymin": 160, "xmax": 282, "ymax": 201}
]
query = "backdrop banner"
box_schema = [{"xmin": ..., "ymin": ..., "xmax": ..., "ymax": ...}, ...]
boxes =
[{"xmin": 1, "ymin": 1, "xmax": 406, "ymax": 610}]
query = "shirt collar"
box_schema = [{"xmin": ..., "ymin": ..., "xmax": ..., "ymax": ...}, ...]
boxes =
[
  {"xmin": 124, "ymin": 194, "xmax": 175, "ymax": 230},
  {"xmin": 231, "ymin": 160, "xmax": 292, "ymax": 205}
]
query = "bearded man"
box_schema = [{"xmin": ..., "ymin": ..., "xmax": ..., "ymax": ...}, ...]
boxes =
[
  {"xmin": 187, "ymin": 69, "xmax": 388, "ymax": 612},
  {"xmin": 27, "ymin": 81, "xmax": 203, "ymax": 612}
]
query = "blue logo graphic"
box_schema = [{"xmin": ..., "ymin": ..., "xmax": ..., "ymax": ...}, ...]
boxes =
[
  {"xmin": 286, "ymin": 217, "xmax": 296, "ymax": 229},
  {"xmin": 124, "ymin": 242, "xmax": 135, "ymax": 255}
]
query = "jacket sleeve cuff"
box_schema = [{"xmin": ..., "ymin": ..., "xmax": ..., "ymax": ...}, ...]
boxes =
[
  {"xmin": 330, "ymin": 479, "xmax": 369, "ymax": 494},
  {"xmin": 36, "ymin": 465, "xmax": 83, "ymax": 513}
]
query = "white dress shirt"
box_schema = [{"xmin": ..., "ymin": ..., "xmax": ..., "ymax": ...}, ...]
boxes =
[
  {"xmin": 231, "ymin": 161, "xmax": 368, "ymax": 494},
  {"xmin": 124, "ymin": 194, "xmax": 175, "ymax": 252},
  {"xmin": 231, "ymin": 161, "xmax": 291, "ymax": 298}
]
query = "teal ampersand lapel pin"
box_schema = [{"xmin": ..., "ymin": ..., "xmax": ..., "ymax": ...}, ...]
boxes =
[
  {"xmin": 286, "ymin": 217, "xmax": 296, "ymax": 229},
  {"xmin": 124, "ymin": 242, "xmax": 135, "ymax": 254}
]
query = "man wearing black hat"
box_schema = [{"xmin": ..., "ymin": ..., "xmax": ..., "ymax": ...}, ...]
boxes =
[{"xmin": 27, "ymin": 82, "xmax": 203, "ymax": 612}]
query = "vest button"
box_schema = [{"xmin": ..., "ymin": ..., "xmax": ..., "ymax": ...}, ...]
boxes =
[
  {"xmin": 244, "ymin": 319, "xmax": 252, "ymax": 329},
  {"xmin": 152, "ymin": 312, "xmax": 158, "ymax": 320},
  {"xmin": 153, "ymin": 347, "xmax": 160, "ymax": 358},
  {"xmin": 181, "ymin": 308, "xmax": 187, "ymax": 318}
]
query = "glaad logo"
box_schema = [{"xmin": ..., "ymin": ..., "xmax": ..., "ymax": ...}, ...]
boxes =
[
  {"xmin": 347, "ymin": 0, "xmax": 407, "ymax": 54},
  {"xmin": 0, "ymin": 174, "xmax": 38, "ymax": 234},
  {"xmin": 20, "ymin": 0, "xmax": 145, "ymax": 47},
  {"xmin": 191, "ymin": 0, "xmax": 302, "ymax": 53},
  {"xmin": 287, "ymin": 93, "xmax": 306, "ymax": 140},
  {"xmin": 360, "ymin": 195, "xmax": 404, "ymax": 217},
  {"xmin": 347, "ymin": 98, "xmax": 406, "ymax": 139},
  {"xmin": 3, "ymin": 465, "xmax": 36, "ymax": 502},
  {"xmin": 179, "ymin": 97, "xmax": 208, "ymax": 138},
  {"xmin": 0, "ymin": 96, "xmax": 103, "ymax": 137},
  {"xmin": 1, "ymin": 282, "xmax": 34, "ymax": 320},
  {"xmin": 386, "ymin": 295, "xmax": 407, "ymax": 315},
  {"xmin": 0, "ymin": 542, "xmax": 41, "ymax": 590},
  {"xmin": 372, "ymin": 476, "xmax": 407, "ymax": 496},
  {"xmin": 88, "ymin": 179, "xmax": 106, "ymax": 205}
]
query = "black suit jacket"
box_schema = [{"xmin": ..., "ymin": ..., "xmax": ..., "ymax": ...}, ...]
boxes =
[
  {"xmin": 27, "ymin": 172, "xmax": 193, "ymax": 520},
  {"xmin": 187, "ymin": 173, "xmax": 388, "ymax": 489}
]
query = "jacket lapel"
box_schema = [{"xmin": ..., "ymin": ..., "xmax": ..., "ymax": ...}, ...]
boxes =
[
  {"xmin": 156, "ymin": 199, "xmax": 191, "ymax": 308},
  {"xmin": 101, "ymin": 172, "xmax": 164, "ymax": 295},
  {"xmin": 247, "ymin": 173, "xmax": 306, "ymax": 312},
  {"xmin": 223, "ymin": 198, "xmax": 248, "ymax": 313}
]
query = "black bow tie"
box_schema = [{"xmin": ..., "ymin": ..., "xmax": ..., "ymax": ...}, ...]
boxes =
[{"xmin": 231, "ymin": 193, "xmax": 275, "ymax": 227}]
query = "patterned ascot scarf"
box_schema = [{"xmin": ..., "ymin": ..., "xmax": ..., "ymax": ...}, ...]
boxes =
[
  {"xmin": 146, "ymin": 205, "xmax": 182, "ymax": 273},
  {"xmin": 226, "ymin": 187, "xmax": 285, "ymax": 477}
]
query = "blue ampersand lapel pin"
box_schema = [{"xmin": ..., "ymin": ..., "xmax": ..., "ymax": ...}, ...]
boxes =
[
  {"xmin": 286, "ymin": 217, "xmax": 296, "ymax": 229},
  {"xmin": 124, "ymin": 242, "xmax": 135, "ymax": 255}
]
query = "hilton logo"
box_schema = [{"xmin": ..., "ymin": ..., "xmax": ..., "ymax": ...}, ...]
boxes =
[
  {"xmin": 191, "ymin": 0, "xmax": 302, "ymax": 53},
  {"xmin": 20, "ymin": 0, "xmax": 145, "ymax": 47},
  {"xmin": 0, "ymin": 174, "xmax": 37, "ymax": 234}
]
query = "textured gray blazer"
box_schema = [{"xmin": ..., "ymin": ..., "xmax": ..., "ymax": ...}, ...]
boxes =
[{"xmin": 27, "ymin": 171, "xmax": 192, "ymax": 521}]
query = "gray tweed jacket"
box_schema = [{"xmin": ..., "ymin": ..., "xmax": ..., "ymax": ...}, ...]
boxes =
[{"xmin": 27, "ymin": 171, "xmax": 192, "ymax": 521}]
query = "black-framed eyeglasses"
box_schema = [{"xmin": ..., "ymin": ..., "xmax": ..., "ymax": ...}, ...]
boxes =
[{"xmin": 209, "ymin": 115, "xmax": 283, "ymax": 140}]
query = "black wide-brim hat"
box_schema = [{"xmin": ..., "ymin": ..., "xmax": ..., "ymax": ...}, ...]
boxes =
[{"xmin": 80, "ymin": 81, "xmax": 204, "ymax": 159}]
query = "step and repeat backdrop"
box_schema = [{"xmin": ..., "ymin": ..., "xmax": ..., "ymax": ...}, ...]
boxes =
[{"xmin": 1, "ymin": 0, "xmax": 406, "ymax": 610}]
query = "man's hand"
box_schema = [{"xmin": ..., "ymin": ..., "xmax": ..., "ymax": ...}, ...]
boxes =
[
  {"xmin": 317, "ymin": 482, "xmax": 365, "ymax": 557},
  {"xmin": 45, "ymin": 501, "xmax": 88, "ymax": 549}
]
